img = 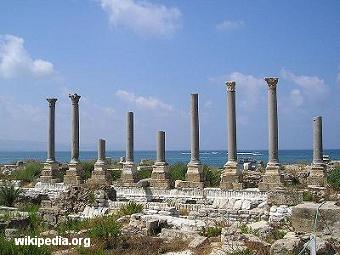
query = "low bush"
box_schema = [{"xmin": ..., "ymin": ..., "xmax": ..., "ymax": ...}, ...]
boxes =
[
  {"xmin": 302, "ymin": 191, "xmax": 314, "ymax": 201},
  {"xmin": 81, "ymin": 160, "xmax": 95, "ymax": 180},
  {"xmin": 111, "ymin": 170, "xmax": 122, "ymax": 181},
  {"xmin": 0, "ymin": 184, "xmax": 22, "ymax": 207},
  {"xmin": 199, "ymin": 226, "xmax": 222, "ymax": 237},
  {"xmin": 204, "ymin": 165, "xmax": 221, "ymax": 187},
  {"xmin": 169, "ymin": 163, "xmax": 187, "ymax": 181},
  {"xmin": 137, "ymin": 169, "xmax": 152, "ymax": 179},
  {"xmin": 11, "ymin": 161, "xmax": 42, "ymax": 183},
  {"xmin": 327, "ymin": 167, "xmax": 340, "ymax": 190},
  {"xmin": 118, "ymin": 201, "xmax": 143, "ymax": 216}
]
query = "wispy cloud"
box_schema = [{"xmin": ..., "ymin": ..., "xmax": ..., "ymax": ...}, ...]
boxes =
[
  {"xmin": 100, "ymin": 0, "xmax": 181, "ymax": 38},
  {"xmin": 216, "ymin": 20, "xmax": 244, "ymax": 31},
  {"xmin": 281, "ymin": 68, "xmax": 329, "ymax": 102},
  {"xmin": 0, "ymin": 35, "xmax": 55, "ymax": 79},
  {"xmin": 115, "ymin": 89, "xmax": 173, "ymax": 111}
]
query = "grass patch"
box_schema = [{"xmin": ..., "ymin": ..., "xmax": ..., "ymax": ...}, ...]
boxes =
[
  {"xmin": 0, "ymin": 235, "xmax": 51, "ymax": 255},
  {"xmin": 81, "ymin": 160, "xmax": 95, "ymax": 180},
  {"xmin": 302, "ymin": 191, "xmax": 314, "ymax": 201},
  {"xmin": 111, "ymin": 170, "xmax": 122, "ymax": 181},
  {"xmin": 137, "ymin": 169, "xmax": 152, "ymax": 180},
  {"xmin": 204, "ymin": 165, "xmax": 221, "ymax": 187}
]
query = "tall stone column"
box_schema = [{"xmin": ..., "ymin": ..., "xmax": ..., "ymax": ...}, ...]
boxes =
[
  {"xmin": 151, "ymin": 131, "xmax": 172, "ymax": 189},
  {"xmin": 185, "ymin": 93, "xmax": 204, "ymax": 189},
  {"xmin": 221, "ymin": 82, "xmax": 242, "ymax": 190},
  {"xmin": 308, "ymin": 116, "xmax": 325, "ymax": 186},
  {"xmin": 89, "ymin": 139, "xmax": 111, "ymax": 185},
  {"xmin": 121, "ymin": 111, "xmax": 138, "ymax": 186},
  {"xmin": 64, "ymin": 93, "xmax": 83, "ymax": 186},
  {"xmin": 40, "ymin": 98, "xmax": 59, "ymax": 183},
  {"xmin": 259, "ymin": 78, "xmax": 283, "ymax": 190}
]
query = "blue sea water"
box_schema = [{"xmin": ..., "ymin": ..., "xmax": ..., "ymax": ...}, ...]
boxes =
[{"xmin": 0, "ymin": 150, "xmax": 339, "ymax": 167}]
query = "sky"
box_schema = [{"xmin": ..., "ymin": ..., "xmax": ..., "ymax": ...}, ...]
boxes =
[{"xmin": 0, "ymin": 0, "xmax": 339, "ymax": 151}]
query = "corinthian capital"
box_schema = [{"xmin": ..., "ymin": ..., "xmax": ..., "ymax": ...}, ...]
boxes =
[
  {"xmin": 265, "ymin": 77, "xmax": 279, "ymax": 89},
  {"xmin": 225, "ymin": 81, "xmax": 236, "ymax": 92},
  {"xmin": 69, "ymin": 93, "xmax": 81, "ymax": 104},
  {"xmin": 47, "ymin": 98, "xmax": 57, "ymax": 106}
]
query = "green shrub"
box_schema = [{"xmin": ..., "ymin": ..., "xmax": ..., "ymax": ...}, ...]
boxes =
[
  {"xmin": 111, "ymin": 169, "xmax": 122, "ymax": 181},
  {"xmin": 118, "ymin": 201, "xmax": 143, "ymax": 216},
  {"xmin": 204, "ymin": 165, "xmax": 221, "ymax": 187},
  {"xmin": 0, "ymin": 184, "xmax": 22, "ymax": 207},
  {"xmin": 11, "ymin": 161, "xmax": 42, "ymax": 183},
  {"xmin": 27, "ymin": 211, "xmax": 44, "ymax": 235},
  {"xmin": 169, "ymin": 163, "xmax": 187, "ymax": 181},
  {"xmin": 327, "ymin": 167, "xmax": 340, "ymax": 190},
  {"xmin": 137, "ymin": 169, "xmax": 152, "ymax": 179},
  {"xmin": 302, "ymin": 191, "xmax": 314, "ymax": 201},
  {"xmin": 199, "ymin": 226, "xmax": 222, "ymax": 237},
  {"xmin": 0, "ymin": 235, "xmax": 51, "ymax": 255},
  {"xmin": 57, "ymin": 218, "xmax": 89, "ymax": 235},
  {"xmin": 81, "ymin": 161, "xmax": 95, "ymax": 180},
  {"xmin": 89, "ymin": 215, "xmax": 121, "ymax": 249}
]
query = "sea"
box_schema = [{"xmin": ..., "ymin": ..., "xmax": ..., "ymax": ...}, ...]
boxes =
[{"xmin": 0, "ymin": 150, "xmax": 339, "ymax": 167}]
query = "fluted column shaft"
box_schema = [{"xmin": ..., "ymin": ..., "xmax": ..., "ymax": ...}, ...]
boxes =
[
  {"xmin": 226, "ymin": 82, "xmax": 237, "ymax": 163},
  {"xmin": 156, "ymin": 131, "xmax": 166, "ymax": 164},
  {"xmin": 265, "ymin": 78, "xmax": 280, "ymax": 165},
  {"xmin": 190, "ymin": 93, "xmax": 200, "ymax": 164},
  {"xmin": 126, "ymin": 112, "xmax": 134, "ymax": 163},
  {"xmin": 69, "ymin": 94, "xmax": 81, "ymax": 163},
  {"xmin": 313, "ymin": 116, "xmax": 323, "ymax": 165},
  {"xmin": 47, "ymin": 98, "xmax": 57, "ymax": 163}
]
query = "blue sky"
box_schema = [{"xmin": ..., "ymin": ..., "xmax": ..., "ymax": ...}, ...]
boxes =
[{"xmin": 0, "ymin": 0, "xmax": 339, "ymax": 151}]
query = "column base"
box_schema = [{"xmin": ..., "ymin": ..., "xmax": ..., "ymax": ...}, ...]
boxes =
[
  {"xmin": 307, "ymin": 164, "xmax": 326, "ymax": 186},
  {"xmin": 119, "ymin": 162, "xmax": 139, "ymax": 187},
  {"xmin": 40, "ymin": 162, "xmax": 59, "ymax": 183},
  {"xmin": 64, "ymin": 162, "xmax": 83, "ymax": 186},
  {"xmin": 258, "ymin": 164, "xmax": 283, "ymax": 191},
  {"xmin": 87, "ymin": 163, "xmax": 112, "ymax": 186},
  {"xmin": 220, "ymin": 162, "xmax": 242, "ymax": 190},
  {"xmin": 150, "ymin": 164, "xmax": 173, "ymax": 189},
  {"xmin": 185, "ymin": 163, "xmax": 204, "ymax": 188}
]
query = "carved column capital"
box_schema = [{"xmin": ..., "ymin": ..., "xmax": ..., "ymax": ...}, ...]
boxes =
[
  {"xmin": 69, "ymin": 93, "xmax": 81, "ymax": 104},
  {"xmin": 265, "ymin": 77, "xmax": 279, "ymax": 89},
  {"xmin": 47, "ymin": 98, "xmax": 57, "ymax": 107},
  {"xmin": 226, "ymin": 81, "xmax": 236, "ymax": 92}
]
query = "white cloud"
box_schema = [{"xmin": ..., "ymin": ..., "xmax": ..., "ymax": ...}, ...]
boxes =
[
  {"xmin": 216, "ymin": 20, "xmax": 244, "ymax": 31},
  {"xmin": 289, "ymin": 89, "xmax": 304, "ymax": 107},
  {"xmin": 0, "ymin": 35, "xmax": 55, "ymax": 79},
  {"xmin": 281, "ymin": 68, "xmax": 328, "ymax": 101},
  {"xmin": 228, "ymin": 72, "xmax": 265, "ymax": 110},
  {"xmin": 115, "ymin": 89, "xmax": 173, "ymax": 111},
  {"xmin": 100, "ymin": 0, "xmax": 181, "ymax": 37}
]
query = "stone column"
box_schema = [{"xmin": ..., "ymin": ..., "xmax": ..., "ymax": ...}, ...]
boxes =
[
  {"xmin": 185, "ymin": 93, "xmax": 204, "ymax": 189},
  {"xmin": 156, "ymin": 131, "xmax": 166, "ymax": 164},
  {"xmin": 151, "ymin": 131, "xmax": 172, "ymax": 189},
  {"xmin": 64, "ymin": 93, "xmax": 83, "ymax": 186},
  {"xmin": 70, "ymin": 94, "xmax": 81, "ymax": 164},
  {"xmin": 221, "ymin": 82, "xmax": 241, "ymax": 190},
  {"xmin": 126, "ymin": 111, "xmax": 134, "ymax": 163},
  {"xmin": 308, "ymin": 116, "xmax": 325, "ymax": 186},
  {"xmin": 121, "ymin": 111, "xmax": 138, "ymax": 186},
  {"xmin": 89, "ymin": 139, "xmax": 111, "ymax": 185},
  {"xmin": 259, "ymin": 78, "xmax": 283, "ymax": 191},
  {"xmin": 312, "ymin": 116, "xmax": 323, "ymax": 166},
  {"xmin": 266, "ymin": 78, "xmax": 280, "ymax": 167},
  {"xmin": 47, "ymin": 98, "xmax": 57, "ymax": 163},
  {"xmin": 40, "ymin": 98, "xmax": 59, "ymax": 183}
]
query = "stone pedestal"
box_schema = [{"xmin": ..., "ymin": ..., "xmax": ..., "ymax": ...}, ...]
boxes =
[
  {"xmin": 150, "ymin": 163, "xmax": 172, "ymax": 189},
  {"xmin": 258, "ymin": 164, "xmax": 283, "ymax": 191},
  {"xmin": 120, "ymin": 162, "xmax": 138, "ymax": 187},
  {"xmin": 185, "ymin": 163, "xmax": 204, "ymax": 189},
  {"xmin": 88, "ymin": 163, "xmax": 112, "ymax": 186},
  {"xmin": 40, "ymin": 162, "xmax": 59, "ymax": 183},
  {"xmin": 64, "ymin": 163, "xmax": 83, "ymax": 186},
  {"xmin": 307, "ymin": 165, "xmax": 326, "ymax": 186},
  {"xmin": 220, "ymin": 162, "xmax": 242, "ymax": 190}
]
